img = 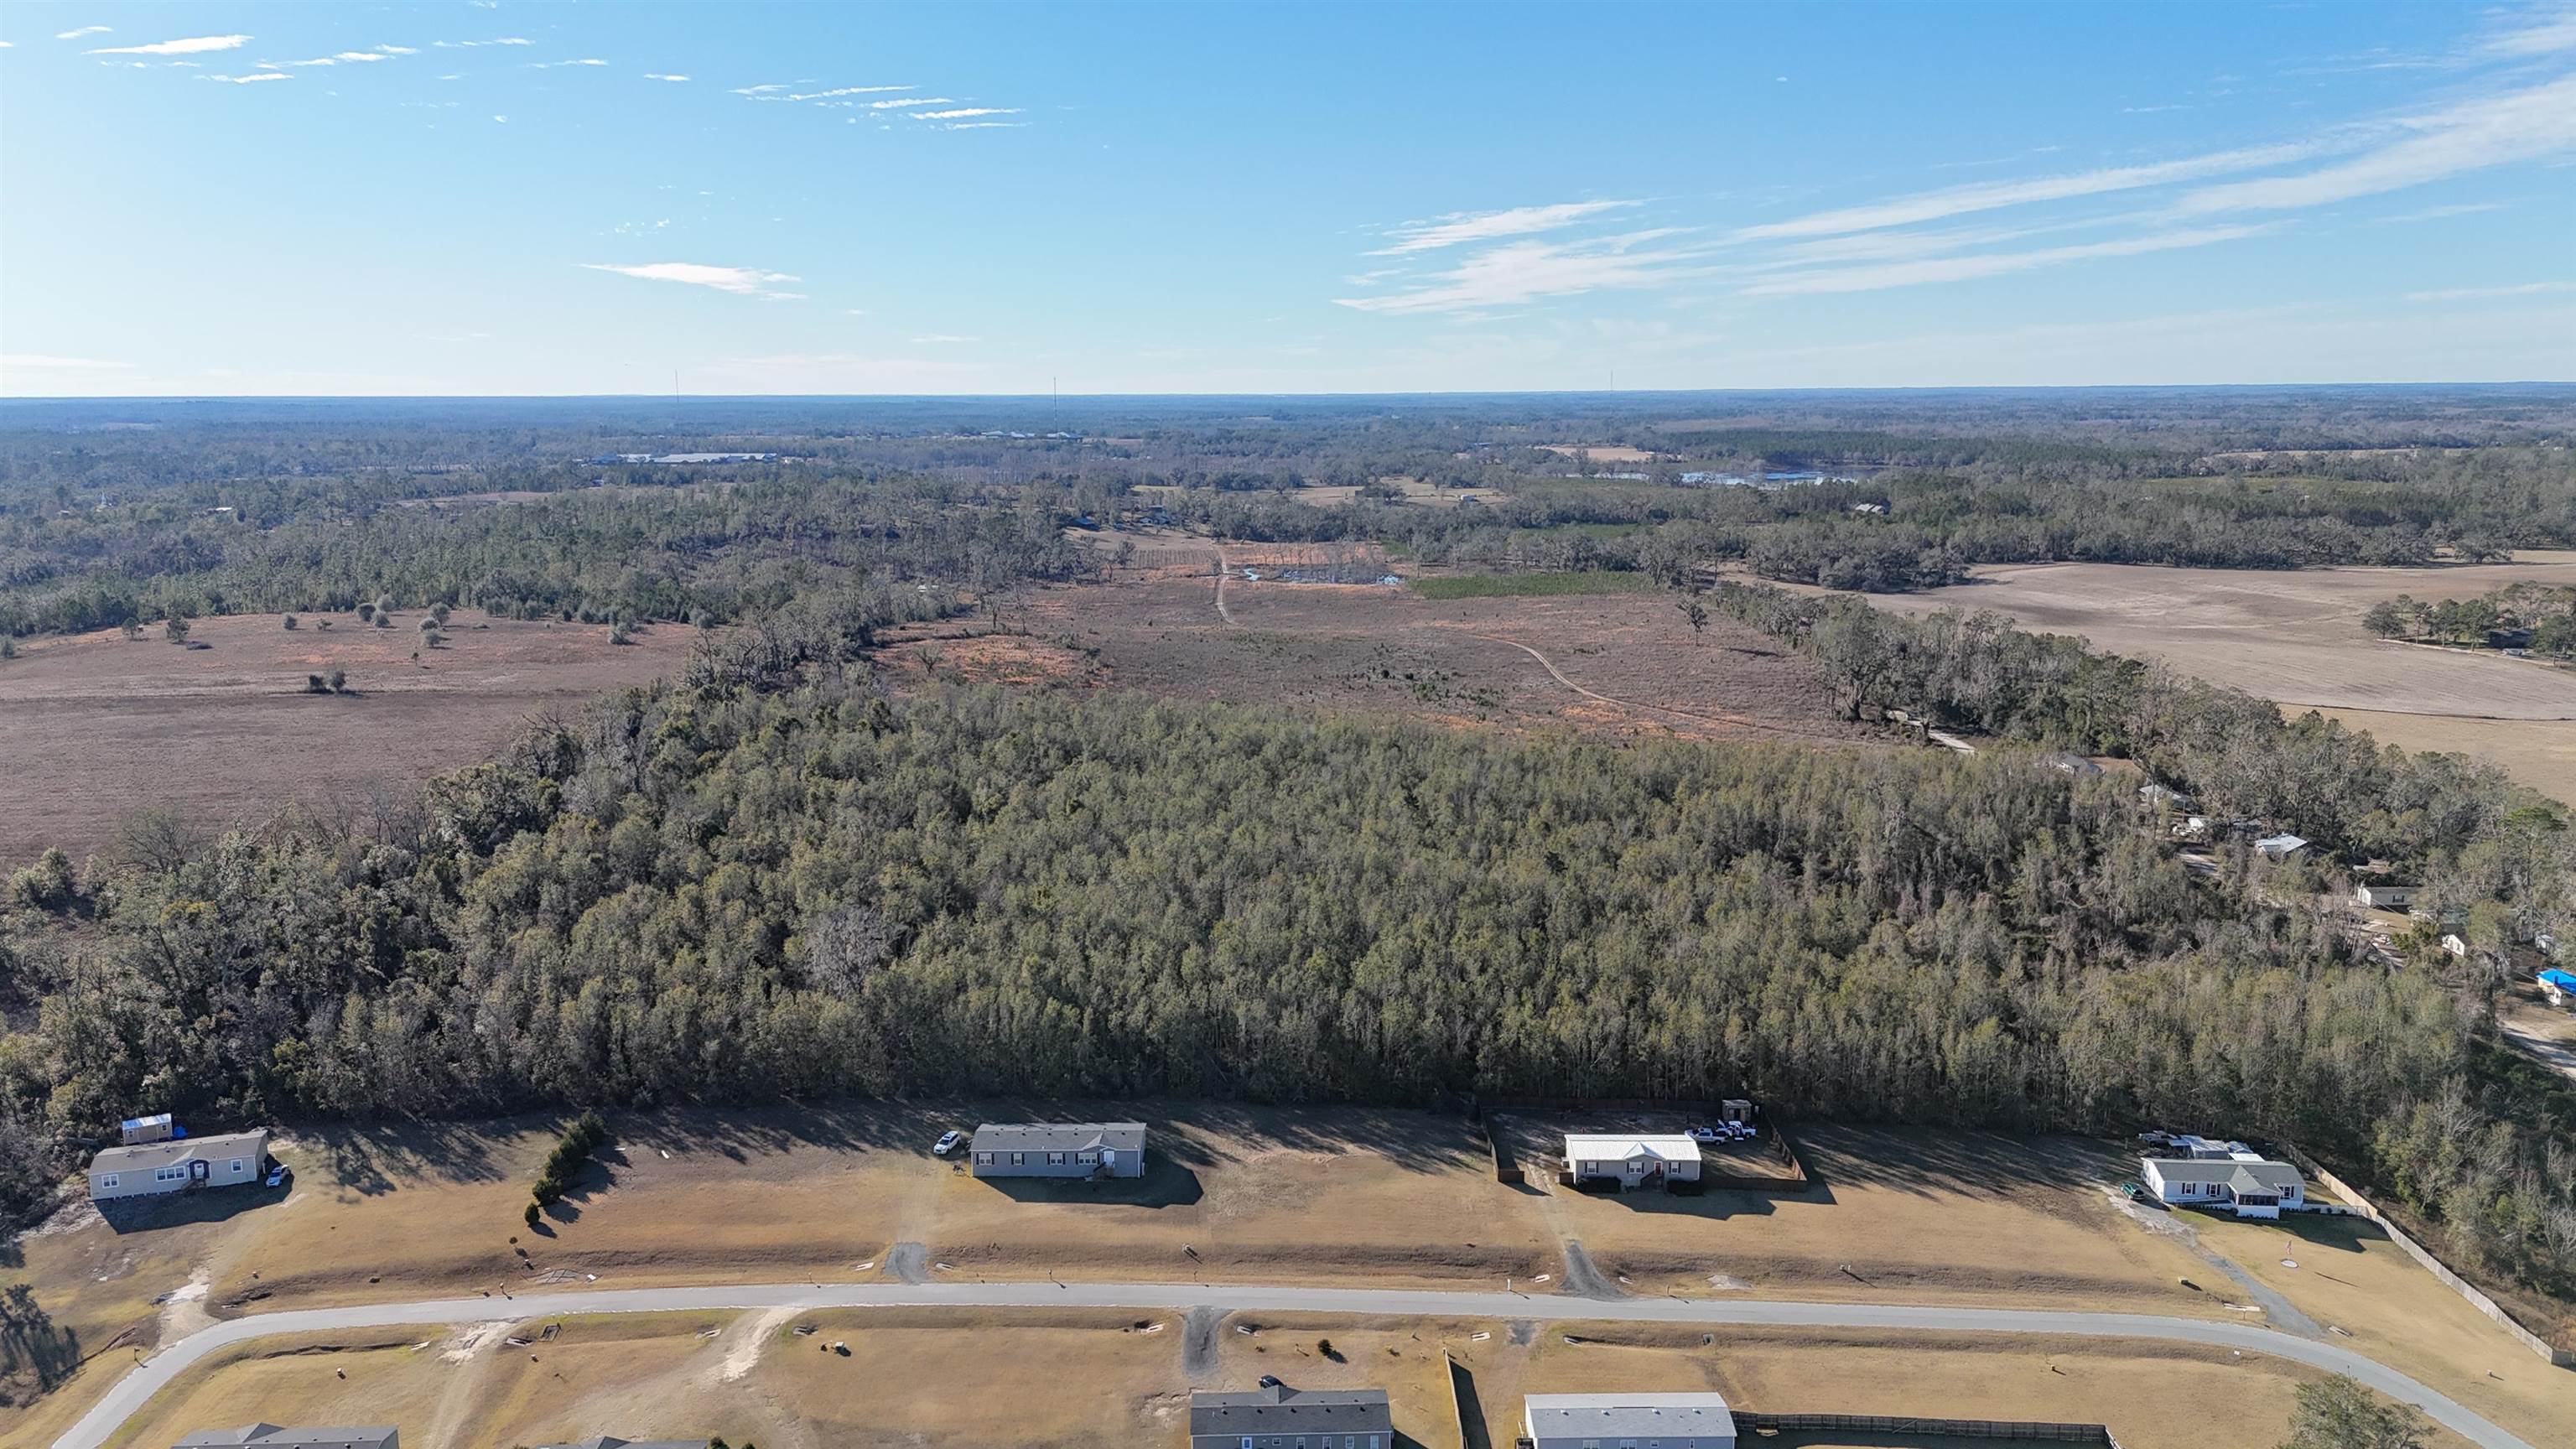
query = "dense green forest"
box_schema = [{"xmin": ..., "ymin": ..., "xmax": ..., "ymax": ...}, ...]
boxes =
[{"xmin": 2364, "ymin": 581, "xmax": 2576, "ymax": 657}]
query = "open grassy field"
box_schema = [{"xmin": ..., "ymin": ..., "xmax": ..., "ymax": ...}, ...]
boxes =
[
  {"xmin": 1408, "ymin": 571, "xmax": 1659, "ymax": 600},
  {"xmin": 884, "ymin": 548, "xmax": 1873, "ymax": 747},
  {"xmin": 1854, "ymin": 554, "xmax": 2576, "ymax": 801},
  {"xmin": 23, "ymin": 1308, "xmax": 2469, "ymax": 1449},
  {"xmin": 0, "ymin": 609, "xmax": 695, "ymax": 865}
]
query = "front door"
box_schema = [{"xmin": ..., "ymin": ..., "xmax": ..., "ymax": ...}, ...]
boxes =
[{"xmin": 188, "ymin": 1159, "xmax": 210, "ymax": 1183}]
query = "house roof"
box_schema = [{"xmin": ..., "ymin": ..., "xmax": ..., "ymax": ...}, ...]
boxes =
[
  {"xmin": 1189, "ymin": 1385, "xmax": 1391, "ymax": 1436},
  {"xmin": 1525, "ymin": 1392, "xmax": 1736, "ymax": 1439},
  {"xmin": 1562, "ymin": 1134, "xmax": 1703, "ymax": 1163},
  {"xmin": 93, "ymin": 1129, "xmax": 266, "ymax": 1175},
  {"xmin": 537, "ymin": 1437, "xmax": 704, "ymax": 1449},
  {"xmin": 2255, "ymin": 833, "xmax": 2309, "ymax": 854},
  {"xmin": 2143, "ymin": 1156, "xmax": 2302, "ymax": 1195},
  {"xmin": 173, "ymin": 1426, "xmax": 397, "ymax": 1449},
  {"xmin": 971, "ymin": 1121, "xmax": 1145, "ymax": 1155},
  {"xmin": 2538, "ymin": 969, "xmax": 2576, "ymax": 991}
]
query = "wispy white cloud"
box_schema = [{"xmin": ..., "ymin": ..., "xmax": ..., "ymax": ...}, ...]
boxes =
[
  {"xmin": 1742, "ymin": 223, "xmax": 2269, "ymax": 295},
  {"xmin": 644, "ymin": 73, "xmax": 689, "ymax": 82},
  {"xmin": 2176, "ymin": 73, "xmax": 2576, "ymax": 215},
  {"xmin": 56, "ymin": 26, "xmax": 112, "ymax": 41},
  {"xmin": 866, "ymin": 96, "xmax": 954, "ymax": 109},
  {"xmin": 911, "ymin": 334, "xmax": 979, "ymax": 344},
  {"xmin": 2404, "ymin": 279, "xmax": 2576, "ymax": 302},
  {"xmin": 912, "ymin": 106, "xmax": 1018, "ymax": 120},
  {"xmin": 1735, "ymin": 142, "xmax": 2315, "ymax": 241},
  {"xmin": 204, "ymin": 72, "xmax": 293, "ymax": 85},
  {"xmin": 434, "ymin": 38, "xmax": 532, "ymax": 49},
  {"xmin": 1337, "ymin": 228, "xmax": 1711, "ymax": 314},
  {"xmin": 2371, "ymin": 200, "xmax": 2507, "ymax": 224},
  {"xmin": 943, "ymin": 122, "xmax": 1026, "ymax": 130},
  {"xmin": 533, "ymin": 58, "xmax": 610, "ymax": 70},
  {"xmin": 581, "ymin": 262, "xmax": 802, "ymax": 298},
  {"xmin": 86, "ymin": 34, "xmax": 251, "ymax": 57},
  {"xmin": 1368, "ymin": 200, "xmax": 1639, "ymax": 255},
  {"xmin": 2482, "ymin": 7, "xmax": 2576, "ymax": 56}
]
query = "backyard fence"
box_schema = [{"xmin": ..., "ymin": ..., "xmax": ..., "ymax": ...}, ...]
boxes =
[
  {"xmin": 2279, "ymin": 1142, "xmax": 2573, "ymax": 1368},
  {"xmin": 1736, "ymin": 1410, "xmax": 2125, "ymax": 1445}
]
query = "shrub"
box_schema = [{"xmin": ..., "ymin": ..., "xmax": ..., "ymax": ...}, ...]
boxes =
[
  {"xmin": 0, "ymin": 636, "xmax": 14, "ymax": 662},
  {"xmin": 326, "ymin": 666, "xmax": 347, "ymax": 693},
  {"xmin": 305, "ymin": 674, "xmax": 329, "ymax": 694},
  {"xmin": 283, "ymin": 615, "xmax": 299, "ymax": 631},
  {"xmin": 164, "ymin": 616, "xmax": 190, "ymax": 643},
  {"xmin": 356, "ymin": 602, "xmax": 375, "ymax": 623},
  {"xmin": 431, "ymin": 603, "xmax": 452, "ymax": 626},
  {"xmin": 372, "ymin": 613, "xmax": 392, "ymax": 629},
  {"xmin": 524, "ymin": 1200, "xmax": 541, "ymax": 1229},
  {"xmin": 531, "ymin": 1109, "xmax": 610, "ymax": 1206}
]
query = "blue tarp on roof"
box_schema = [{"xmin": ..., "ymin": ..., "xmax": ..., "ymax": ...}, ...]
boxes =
[{"xmin": 2539, "ymin": 969, "xmax": 2576, "ymax": 992}]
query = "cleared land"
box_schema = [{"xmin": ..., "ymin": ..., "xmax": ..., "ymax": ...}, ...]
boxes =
[
  {"xmin": 0, "ymin": 610, "xmax": 694, "ymax": 865},
  {"xmin": 25, "ymin": 1107, "xmax": 2569, "ymax": 1445},
  {"xmin": 886, "ymin": 548, "xmax": 1871, "ymax": 748},
  {"xmin": 29, "ymin": 1308, "xmax": 2470, "ymax": 1449},
  {"xmin": 1858, "ymin": 555, "xmax": 2576, "ymax": 800}
]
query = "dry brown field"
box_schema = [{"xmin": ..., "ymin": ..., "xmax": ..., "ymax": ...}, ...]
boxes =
[
  {"xmin": 22, "ymin": 1309, "xmax": 2470, "ymax": 1449},
  {"xmin": 15, "ymin": 1109, "xmax": 2558, "ymax": 1448},
  {"xmin": 885, "ymin": 548, "xmax": 1871, "ymax": 749},
  {"xmin": 0, "ymin": 610, "xmax": 694, "ymax": 865},
  {"xmin": 1854, "ymin": 554, "xmax": 2576, "ymax": 801},
  {"xmin": 1540, "ymin": 444, "xmax": 1661, "ymax": 463}
]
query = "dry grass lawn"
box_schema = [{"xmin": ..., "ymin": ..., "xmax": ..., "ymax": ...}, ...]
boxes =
[
  {"xmin": 32, "ymin": 1310, "xmax": 2470, "ymax": 1449},
  {"xmin": 2312, "ymin": 707, "xmax": 2576, "ymax": 805},
  {"xmin": 0, "ymin": 609, "xmax": 695, "ymax": 865}
]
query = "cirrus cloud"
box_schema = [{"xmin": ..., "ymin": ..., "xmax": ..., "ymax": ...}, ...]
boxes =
[
  {"xmin": 581, "ymin": 262, "xmax": 802, "ymax": 299},
  {"xmin": 86, "ymin": 34, "xmax": 249, "ymax": 57}
]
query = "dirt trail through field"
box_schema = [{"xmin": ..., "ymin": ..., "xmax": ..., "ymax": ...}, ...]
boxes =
[{"xmin": 1463, "ymin": 631, "xmax": 1820, "ymax": 738}]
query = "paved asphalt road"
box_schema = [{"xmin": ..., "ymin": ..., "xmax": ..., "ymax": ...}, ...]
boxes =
[{"xmin": 56, "ymin": 1280, "xmax": 2542, "ymax": 1449}]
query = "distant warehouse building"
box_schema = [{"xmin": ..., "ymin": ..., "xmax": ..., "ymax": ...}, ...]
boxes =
[
  {"xmin": 1562, "ymin": 1133, "xmax": 1702, "ymax": 1192},
  {"xmin": 2140, "ymin": 1155, "xmax": 2306, "ymax": 1219},
  {"xmin": 1524, "ymin": 1391, "xmax": 1737, "ymax": 1449},
  {"xmin": 1188, "ymin": 1384, "xmax": 1390, "ymax": 1449},
  {"xmin": 969, "ymin": 1121, "xmax": 1145, "ymax": 1179},
  {"xmin": 91, "ymin": 1128, "xmax": 269, "ymax": 1202}
]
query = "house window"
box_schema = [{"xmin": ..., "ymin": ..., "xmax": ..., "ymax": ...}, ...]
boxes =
[
  {"xmin": 1078, "ymin": 1150, "xmax": 1098, "ymax": 1163},
  {"xmin": 100, "ymin": 1174, "xmax": 119, "ymax": 1190},
  {"xmin": 155, "ymin": 1166, "xmax": 187, "ymax": 1182},
  {"xmin": 1012, "ymin": 1152, "xmax": 1025, "ymax": 1166},
  {"xmin": 974, "ymin": 1152, "xmax": 991, "ymax": 1166},
  {"xmin": 1047, "ymin": 1151, "xmax": 1067, "ymax": 1165},
  {"xmin": 230, "ymin": 1159, "xmax": 245, "ymax": 1175}
]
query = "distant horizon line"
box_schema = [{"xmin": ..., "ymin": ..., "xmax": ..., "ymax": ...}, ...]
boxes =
[{"xmin": 4, "ymin": 380, "xmax": 2573, "ymax": 405}]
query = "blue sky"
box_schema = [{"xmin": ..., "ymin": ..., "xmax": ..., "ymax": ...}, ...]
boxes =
[{"xmin": 3, "ymin": 1, "xmax": 2572, "ymax": 395}]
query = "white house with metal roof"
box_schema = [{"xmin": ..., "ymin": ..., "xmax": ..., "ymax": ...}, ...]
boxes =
[
  {"xmin": 90, "ymin": 1128, "xmax": 269, "ymax": 1202},
  {"xmin": 2140, "ymin": 1155, "xmax": 2305, "ymax": 1219},
  {"xmin": 173, "ymin": 1427, "xmax": 397, "ymax": 1449},
  {"xmin": 1561, "ymin": 1133, "xmax": 1702, "ymax": 1191},
  {"xmin": 1188, "ymin": 1384, "xmax": 1390, "ymax": 1448},
  {"xmin": 969, "ymin": 1121, "xmax": 1145, "ymax": 1179},
  {"xmin": 1524, "ymin": 1391, "xmax": 1736, "ymax": 1448}
]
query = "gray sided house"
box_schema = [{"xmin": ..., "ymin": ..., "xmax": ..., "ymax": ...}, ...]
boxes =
[
  {"xmin": 91, "ymin": 1129, "xmax": 268, "ymax": 1202},
  {"xmin": 2140, "ymin": 1155, "xmax": 2306, "ymax": 1219},
  {"xmin": 969, "ymin": 1121, "xmax": 1145, "ymax": 1179},
  {"xmin": 174, "ymin": 1427, "xmax": 397, "ymax": 1449},
  {"xmin": 1189, "ymin": 1384, "xmax": 1392, "ymax": 1449},
  {"xmin": 1524, "ymin": 1391, "xmax": 1737, "ymax": 1449}
]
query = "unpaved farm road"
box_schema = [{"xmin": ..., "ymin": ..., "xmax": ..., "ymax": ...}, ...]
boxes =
[{"xmin": 56, "ymin": 1281, "xmax": 2538, "ymax": 1449}]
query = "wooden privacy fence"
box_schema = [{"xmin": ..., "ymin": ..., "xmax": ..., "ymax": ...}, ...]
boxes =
[
  {"xmin": 1737, "ymin": 1411, "xmax": 2124, "ymax": 1445},
  {"xmin": 2278, "ymin": 1142, "xmax": 2573, "ymax": 1368}
]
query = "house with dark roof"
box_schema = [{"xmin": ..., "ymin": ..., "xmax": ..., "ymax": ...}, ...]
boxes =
[
  {"xmin": 172, "ymin": 1426, "xmax": 396, "ymax": 1449},
  {"xmin": 1188, "ymin": 1384, "xmax": 1391, "ymax": 1449},
  {"xmin": 969, "ymin": 1121, "xmax": 1145, "ymax": 1179},
  {"xmin": 2140, "ymin": 1155, "xmax": 2306, "ymax": 1219},
  {"xmin": 91, "ymin": 1129, "xmax": 269, "ymax": 1202}
]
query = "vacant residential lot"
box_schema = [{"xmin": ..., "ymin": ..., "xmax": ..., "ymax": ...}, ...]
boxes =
[
  {"xmin": 1857, "ymin": 555, "xmax": 2576, "ymax": 800},
  {"xmin": 0, "ymin": 610, "xmax": 694, "ymax": 865},
  {"xmin": 884, "ymin": 552, "xmax": 1872, "ymax": 748},
  {"xmin": 36, "ymin": 1309, "xmax": 2458, "ymax": 1449}
]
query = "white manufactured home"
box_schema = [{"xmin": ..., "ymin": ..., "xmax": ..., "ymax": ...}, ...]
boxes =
[
  {"xmin": 89, "ymin": 1129, "xmax": 268, "ymax": 1202},
  {"xmin": 1562, "ymin": 1133, "xmax": 1702, "ymax": 1191},
  {"xmin": 1524, "ymin": 1392, "xmax": 1736, "ymax": 1449},
  {"xmin": 969, "ymin": 1121, "xmax": 1146, "ymax": 1179},
  {"xmin": 2141, "ymin": 1156, "xmax": 2305, "ymax": 1219}
]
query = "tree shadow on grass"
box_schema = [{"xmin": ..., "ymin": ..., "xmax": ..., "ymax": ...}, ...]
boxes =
[{"xmin": 0, "ymin": 1283, "xmax": 80, "ymax": 1394}]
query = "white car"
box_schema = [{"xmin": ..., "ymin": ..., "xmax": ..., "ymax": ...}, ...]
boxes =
[
  {"xmin": 1686, "ymin": 1125, "xmax": 1721, "ymax": 1143},
  {"xmin": 932, "ymin": 1130, "xmax": 965, "ymax": 1157}
]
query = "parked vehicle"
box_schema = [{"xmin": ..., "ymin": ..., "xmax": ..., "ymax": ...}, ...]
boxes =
[
  {"xmin": 932, "ymin": 1130, "xmax": 965, "ymax": 1156},
  {"xmin": 264, "ymin": 1162, "xmax": 292, "ymax": 1189},
  {"xmin": 1686, "ymin": 1124, "xmax": 1721, "ymax": 1143}
]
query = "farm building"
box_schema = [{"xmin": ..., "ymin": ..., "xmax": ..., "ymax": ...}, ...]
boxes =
[
  {"xmin": 1562, "ymin": 1133, "xmax": 1702, "ymax": 1191},
  {"xmin": 1188, "ymin": 1384, "xmax": 1391, "ymax": 1449},
  {"xmin": 91, "ymin": 1128, "xmax": 268, "ymax": 1202},
  {"xmin": 174, "ymin": 1428, "xmax": 397, "ymax": 1449},
  {"xmin": 2254, "ymin": 833, "xmax": 2309, "ymax": 863},
  {"xmin": 2140, "ymin": 1156, "xmax": 2306, "ymax": 1219},
  {"xmin": 1524, "ymin": 1391, "xmax": 1737, "ymax": 1449},
  {"xmin": 2355, "ymin": 883, "xmax": 2421, "ymax": 911},
  {"xmin": 969, "ymin": 1121, "xmax": 1145, "ymax": 1179},
  {"xmin": 2538, "ymin": 969, "xmax": 2576, "ymax": 1007}
]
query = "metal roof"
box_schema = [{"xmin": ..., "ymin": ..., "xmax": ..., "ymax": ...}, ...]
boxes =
[
  {"xmin": 970, "ymin": 1121, "xmax": 1145, "ymax": 1154},
  {"xmin": 1562, "ymin": 1134, "xmax": 1702, "ymax": 1163},
  {"xmin": 92, "ymin": 1129, "xmax": 266, "ymax": 1174},
  {"xmin": 2143, "ymin": 1156, "xmax": 2303, "ymax": 1194},
  {"xmin": 1526, "ymin": 1392, "xmax": 1736, "ymax": 1439},
  {"xmin": 173, "ymin": 1426, "xmax": 397, "ymax": 1449},
  {"xmin": 1189, "ymin": 1385, "xmax": 1391, "ymax": 1436}
]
